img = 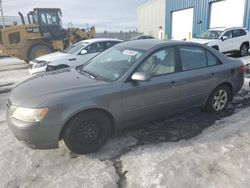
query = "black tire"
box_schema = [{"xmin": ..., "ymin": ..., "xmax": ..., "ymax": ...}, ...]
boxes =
[
  {"xmin": 28, "ymin": 44, "xmax": 52, "ymax": 61},
  {"xmin": 205, "ymin": 85, "xmax": 232, "ymax": 113},
  {"xmin": 238, "ymin": 43, "xmax": 249, "ymax": 57},
  {"xmin": 62, "ymin": 111, "xmax": 112, "ymax": 154}
]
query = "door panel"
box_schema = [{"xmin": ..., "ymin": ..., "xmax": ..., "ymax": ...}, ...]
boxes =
[
  {"xmin": 122, "ymin": 74, "xmax": 182, "ymax": 124},
  {"xmin": 219, "ymin": 31, "xmax": 233, "ymax": 52},
  {"xmin": 122, "ymin": 47, "xmax": 181, "ymax": 124},
  {"xmin": 178, "ymin": 46, "xmax": 219, "ymax": 107},
  {"xmin": 177, "ymin": 68, "xmax": 219, "ymax": 107}
]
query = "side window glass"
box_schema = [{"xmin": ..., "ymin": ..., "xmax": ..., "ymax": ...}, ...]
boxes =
[
  {"xmin": 240, "ymin": 29, "xmax": 247, "ymax": 36},
  {"xmin": 180, "ymin": 46, "xmax": 207, "ymax": 71},
  {"xmin": 223, "ymin": 31, "xmax": 232, "ymax": 39},
  {"xmin": 87, "ymin": 43, "xmax": 103, "ymax": 53},
  {"xmin": 40, "ymin": 13, "xmax": 48, "ymax": 25},
  {"xmin": 105, "ymin": 42, "xmax": 116, "ymax": 50},
  {"xmin": 232, "ymin": 29, "xmax": 242, "ymax": 38},
  {"xmin": 206, "ymin": 51, "xmax": 220, "ymax": 66},
  {"xmin": 137, "ymin": 48, "xmax": 176, "ymax": 76}
]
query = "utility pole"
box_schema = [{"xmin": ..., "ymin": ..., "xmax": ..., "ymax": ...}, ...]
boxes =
[{"xmin": 0, "ymin": 0, "xmax": 5, "ymax": 28}]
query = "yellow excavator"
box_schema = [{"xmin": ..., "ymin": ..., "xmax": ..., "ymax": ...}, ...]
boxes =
[{"xmin": 0, "ymin": 8, "xmax": 96, "ymax": 62}]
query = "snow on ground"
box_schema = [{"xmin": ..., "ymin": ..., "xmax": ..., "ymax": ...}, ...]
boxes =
[
  {"xmin": 0, "ymin": 56, "xmax": 250, "ymax": 188},
  {"xmin": 121, "ymin": 106, "xmax": 250, "ymax": 188},
  {"xmin": 0, "ymin": 58, "xmax": 123, "ymax": 188}
]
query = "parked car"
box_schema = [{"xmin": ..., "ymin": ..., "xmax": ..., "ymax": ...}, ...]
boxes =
[
  {"xmin": 7, "ymin": 40, "xmax": 245, "ymax": 154},
  {"xmin": 29, "ymin": 38, "xmax": 122, "ymax": 74},
  {"xmin": 130, "ymin": 35, "xmax": 154, "ymax": 40},
  {"xmin": 190, "ymin": 27, "xmax": 250, "ymax": 56}
]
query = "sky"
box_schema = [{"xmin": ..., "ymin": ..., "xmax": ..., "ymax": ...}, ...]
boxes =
[{"xmin": 2, "ymin": 0, "xmax": 147, "ymax": 32}]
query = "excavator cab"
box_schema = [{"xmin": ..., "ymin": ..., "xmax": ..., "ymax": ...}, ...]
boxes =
[{"xmin": 27, "ymin": 8, "xmax": 66, "ymax": 40}]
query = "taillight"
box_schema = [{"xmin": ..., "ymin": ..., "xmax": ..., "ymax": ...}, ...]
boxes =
[{"xmin": 240, "ymin": 65, "xmax": 247, "ymax": 74}]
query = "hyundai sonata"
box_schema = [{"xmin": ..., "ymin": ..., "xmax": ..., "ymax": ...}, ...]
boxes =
[{"xmin": 7, "ymin": 40, "xmax": 245, "ymax": 154}]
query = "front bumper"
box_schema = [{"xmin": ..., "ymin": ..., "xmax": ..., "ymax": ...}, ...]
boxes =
[{"xmin": 6, "ymin": 114, "xmax": 60, "ymax": 150}]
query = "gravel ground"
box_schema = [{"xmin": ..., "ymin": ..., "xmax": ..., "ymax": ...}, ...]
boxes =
[{"xmin": 0, "ymin": 56, "xmax": 250, "ymax": 188}]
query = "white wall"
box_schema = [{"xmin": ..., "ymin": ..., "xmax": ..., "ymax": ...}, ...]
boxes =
[
  {"xmin": 137, "ymin": 0, "xmax": 166, "ymax": 39},
  {"xmin": 172, "ymin": 8, "xmax": 194, "ymax": 40},
  {"xmin": 210, "ymin": 0, "xmax": 246, "ymax": 28}
]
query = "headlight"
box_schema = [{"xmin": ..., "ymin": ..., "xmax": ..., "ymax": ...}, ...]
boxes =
[
  {"xmin": 34, "ymin": 61, "xmax": 50, "ymax": 68},
  {"xmin": 11, "ymin": 106, "xmax": 48, "ymax": 122}
]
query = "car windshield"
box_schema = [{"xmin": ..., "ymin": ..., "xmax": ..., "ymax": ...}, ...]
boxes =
[
  {"xmin": 196, "ymin": 30, "xmax": 223, "ymax": 39},
  {"xmin": 63, "ymin": 42, "xmax": 89, "ymax": 54},
  {"xmin": 79, "ymin": 46, "xmax": 144, "ymax": 82}
]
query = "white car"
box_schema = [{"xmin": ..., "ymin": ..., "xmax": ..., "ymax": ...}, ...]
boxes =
[
  {"xmin": 29, "ymin": 38, "xmax": 122, "ymax": 74},
  {"xmin": 190, "ymin": 27, "xmax": 250, "ymax": 56}
]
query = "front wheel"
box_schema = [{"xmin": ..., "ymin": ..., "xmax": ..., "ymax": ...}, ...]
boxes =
[
  {"xmin": 62, "ymin": 111, "xmax": 112, "ymax": 154},
  {"xmin": 205, "ymin": 85, "xmax": 232, "ymax": 113},
  {"xmin": 28, "ymin": 44, "xmax": 52, "ymax": 61}
]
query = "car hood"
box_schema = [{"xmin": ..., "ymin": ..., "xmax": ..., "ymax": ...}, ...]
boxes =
[
  {"xmin": 189, "ymin": 38, "xmax": 217, "ymax": 44},
  {"xmin": 10, "ymin": 68, "xmax": 107, "ymax": 107},
  {"xmin": 35, "ymin": 52, "xmax": 72, "ymax": 62}
]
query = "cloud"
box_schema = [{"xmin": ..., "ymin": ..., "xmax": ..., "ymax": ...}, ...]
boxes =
[{"xmin": 2, "ymin": 0, "xmax": 147, "ymax": 31}]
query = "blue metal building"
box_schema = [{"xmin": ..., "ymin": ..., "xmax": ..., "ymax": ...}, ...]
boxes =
[{"xmin": 165, "ymin": 0, "xmax": 250, "ymax": 39}]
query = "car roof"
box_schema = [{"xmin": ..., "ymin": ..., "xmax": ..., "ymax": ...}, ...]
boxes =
[
  {"xmin": 209, "ymin": 27, "xmax": 247, "ymax": 31},
  {"xmin": 79, "ymin": 38, "xmax": 123, "ymax": 43},
  {"xmin": 116, "ymin": 39, "xmax": 192, "ymax": 50}
]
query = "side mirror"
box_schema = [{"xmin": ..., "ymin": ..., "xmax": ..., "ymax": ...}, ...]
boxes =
[
  {"xmin": 131, "ymin": 72, "xmax": 151, "ymax": 82},
  {"xmin": 221, "ymin": 36, "xmax": 229, "ymax": 41},
  {"xmin": 80, "ymin": 49, "xmax": 88, "ymax": 55}
]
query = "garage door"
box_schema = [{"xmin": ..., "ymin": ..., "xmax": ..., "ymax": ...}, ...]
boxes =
[
  {"xmin": 172, "ymin": 8, "xmax": 194, "ymax": 40},
  {"xmin": 210, "ymin": 0, "xmax": 246, "ymax": 28}
]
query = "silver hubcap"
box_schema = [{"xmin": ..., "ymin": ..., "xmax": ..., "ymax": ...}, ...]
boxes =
[{"xmin": 213, "ymin": 89, "xmax": 228, "ymax": 111}]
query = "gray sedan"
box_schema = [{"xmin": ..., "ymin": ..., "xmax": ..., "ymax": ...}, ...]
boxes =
[{"xmin": 7, "ymin": 40, "xmax": 245, "ymax": 154}]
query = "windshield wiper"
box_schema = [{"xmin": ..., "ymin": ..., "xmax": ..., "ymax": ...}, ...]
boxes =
[{"xmin": 80, "ymin": 70, "xmax": 97, "ymax": 79}]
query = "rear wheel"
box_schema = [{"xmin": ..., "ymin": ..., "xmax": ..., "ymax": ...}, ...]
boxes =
[
  {"xmin": 238, "ymin": 43, "xmax": 249, "ymax": 57},
  {"xmin": 28, "ymin": 44, "xmax": 52, "ymax": 61},
  {"xmin": 62, "ymin": 111, "xmax": 112, "ymax": 154},
  {"xmin": 206, "ymin": 85, "xmax": 232, "ymax": 113}
]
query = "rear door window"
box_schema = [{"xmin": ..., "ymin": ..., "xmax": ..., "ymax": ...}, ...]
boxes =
[
  {"xmin": 206, "ymin": 51, "xmax": 220, "ymax": 66},
  {"xmin": 232, "ymin": 29, "xmax": 245, "ymax": 38},
  {"xmin": 104, "ymin": 41, "xmax": 119, "ymax": 50},
  {"xmin": 179, "ymin": 46, "xmax": 207, "ymax": 71}
]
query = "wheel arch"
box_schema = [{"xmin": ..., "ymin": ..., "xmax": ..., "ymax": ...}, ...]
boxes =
[
  {"xmin": 204, "ymin": 82, "xmax": 234, "ymax": 107},
  {"xmin": 59, "ymin": 108, "xmax": 116, "ymax": 140},
  {"xmin": 241, "ymin": 41, "xmax": 249, "ymax": 49}
]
